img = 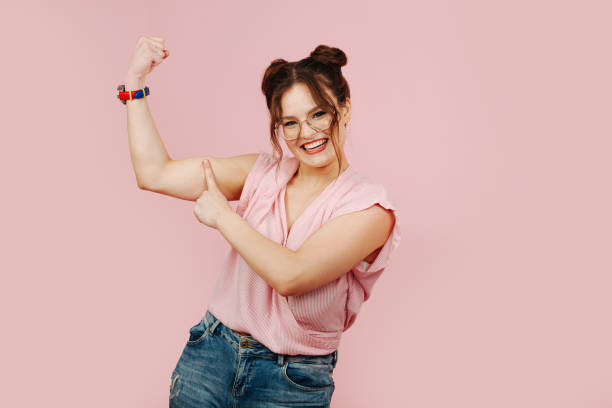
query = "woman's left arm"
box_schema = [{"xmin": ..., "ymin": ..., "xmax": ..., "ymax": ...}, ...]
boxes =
[
  {"xmin": 194, "ymin": 158, "xmax": 299, "ymax": 295},
  {"xmin": 216, "ymin": 205, "xmax": 394, "ymax": 297},
  {"xmin": 194, "ymin": 159, "xmax": 394, "ymax": 297},
  {"xmin": 216, "ymin": 210, "xmax": 298, "ymax": 295}
]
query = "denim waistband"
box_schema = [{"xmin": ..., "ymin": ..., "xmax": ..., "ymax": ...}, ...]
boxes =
[{"xmin": 202, "ymin": 310, "xmax": 338, "ymax": 368}]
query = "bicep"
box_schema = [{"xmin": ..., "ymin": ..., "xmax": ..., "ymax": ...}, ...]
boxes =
[
  {"xmin": 290, "ymin": 204, "xmax": 395, "ymax": 296},
  {"xmin": 144, "ymin": 153, "xmax": 259, "ymax": 202}
]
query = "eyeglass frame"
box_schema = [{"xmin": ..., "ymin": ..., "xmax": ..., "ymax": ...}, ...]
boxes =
[{"xmin": 273, "ymin": 105, "xmax": 334, "ymax": 141}]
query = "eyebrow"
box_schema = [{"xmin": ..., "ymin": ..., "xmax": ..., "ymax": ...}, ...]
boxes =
[{"xmin": 280, "ymin": 105, "xmax": 322, "ymax": 120}]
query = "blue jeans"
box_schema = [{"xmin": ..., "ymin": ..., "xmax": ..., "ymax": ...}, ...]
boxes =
[{"xmin": 169, "ymin": 310, "xmax": 338, "ymax": 407}]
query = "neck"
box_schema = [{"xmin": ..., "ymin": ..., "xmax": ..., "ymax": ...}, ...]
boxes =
[{"xmin": 293, "ymin": 156, "xmax": 350, "ymax": 189}]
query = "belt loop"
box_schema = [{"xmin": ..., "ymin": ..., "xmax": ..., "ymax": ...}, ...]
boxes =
[
  {"xmin": 277, "ymin": 354, "xmax": 285, "ymax": 366},
  {"xmin": 333, "ymin": 350, "xmax": 338, "ymax": 368},
  {"xmin": 205, "ymin": 311, "xmax": 221, "ymax": 336},
  {"xmin": 208, "ymin": 319, "xmax": 221, "ymax": 336}
]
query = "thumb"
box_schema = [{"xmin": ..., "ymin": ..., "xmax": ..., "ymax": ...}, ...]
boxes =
[{"xmin": 202, "ymin": 159, "xmax": 218, "ymax": 191}]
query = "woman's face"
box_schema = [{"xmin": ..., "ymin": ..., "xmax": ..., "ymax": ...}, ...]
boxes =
[{"xmin": 279, "ymin": 82, "xmax": 351, "ymax": 169}]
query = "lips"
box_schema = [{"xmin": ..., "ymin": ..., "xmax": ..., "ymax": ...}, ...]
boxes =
[{"xmin": 300, "ymin": 137, "xmax": 328, "ymax": 148}]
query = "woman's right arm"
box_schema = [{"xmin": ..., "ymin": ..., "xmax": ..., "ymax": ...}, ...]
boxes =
[
  {"xmin": 125, "ymin": 73, "xmax": 258, "ymax": 202},
  {"xmin": 124, "ymin": 36, "xmax": 258, "ymax": 202},
  {"xmin": 125, "ymin": 73, "xmax": 170, "ymax": 189}
]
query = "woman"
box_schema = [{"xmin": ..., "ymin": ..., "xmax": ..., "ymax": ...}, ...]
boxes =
[{"xmin": 124, "ymin": 36, "xmax": 401, "ymax": 407}]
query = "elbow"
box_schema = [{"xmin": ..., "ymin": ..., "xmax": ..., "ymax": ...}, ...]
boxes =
[
  {"xmin": 279, "ymin": 253, "xmax": 307, "ymax": 297},
  {"xmin": 136, "ymin": 176, "xmax": 154, "ymax": 190},
  {"xmin": 277, "ymin": 281, "xmax": 295, "ymax": 297},
  {"xmin": 278, "ymin": 274, "xmax": 300, "ymax": 297},
  {"xmin": 276, "ymin": 251, "xmax": 305, "ymax": 297},
  {"xmin": 278, "ymin": 269, "xmax": 302, "ymax": 297}
]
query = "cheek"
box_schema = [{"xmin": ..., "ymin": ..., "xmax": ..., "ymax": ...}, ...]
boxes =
[{"xmin": 283, "ymin": 140, "xmax": 297, "ymax": 150}]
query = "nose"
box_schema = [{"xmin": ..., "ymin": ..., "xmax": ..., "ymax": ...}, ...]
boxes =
[{"xmin": 299, "ymin": 121, "xmax": 319, "ymax": 140}]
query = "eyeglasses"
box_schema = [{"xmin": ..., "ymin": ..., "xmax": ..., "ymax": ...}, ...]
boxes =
[{"xmin": 274, "ymin": 106, "xmax": 333, "ymax": 141}]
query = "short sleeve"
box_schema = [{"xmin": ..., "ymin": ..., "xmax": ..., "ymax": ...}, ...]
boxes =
[
  {"xmin": 331, "ymin": 183, "xmax": 401, "ymax": 301},
  {"xmin": 230, "ymin": 151, "xmax": 276, "ymax": 216}
]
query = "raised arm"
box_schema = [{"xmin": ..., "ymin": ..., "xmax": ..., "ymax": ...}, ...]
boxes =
[
  {"xmin": 124, "ymin": 71, "xmax": 171, "ymax": 189},
  {"xmin": 123, "ymin": 37, "xmax": 258, "ymax": 202}
]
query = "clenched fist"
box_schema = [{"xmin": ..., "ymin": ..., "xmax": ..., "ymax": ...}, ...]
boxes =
[
  {"xmin": 126, "ymin": 35, "xmax": 170, "ymax": 80},
  {"xmin": 193, "ymin": 159, "xmax": 234, "ymax": 229}
]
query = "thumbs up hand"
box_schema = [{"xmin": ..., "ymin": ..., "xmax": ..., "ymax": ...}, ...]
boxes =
[{"xmin": 193, "ymin": 159, "xmax": 233, "ymax": 229}]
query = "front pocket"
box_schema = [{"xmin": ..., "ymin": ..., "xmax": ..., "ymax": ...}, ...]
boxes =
[
  {"xmin": 186, "ymin": 320, "xmax": 208, "ymax": 346},
  {"xmin": 281, "ymin": 361, "xmax": 334, "ymax": 391}
]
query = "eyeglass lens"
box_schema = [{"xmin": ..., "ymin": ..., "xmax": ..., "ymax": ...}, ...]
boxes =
[{"xmin": 276, "ymin": 108, "xmax": 332, "ymax": 140}]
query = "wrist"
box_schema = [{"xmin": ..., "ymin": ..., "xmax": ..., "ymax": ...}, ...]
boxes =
[
  {"xmin": 125, "ymin": 73, "xmax": 146, "ymax": 90},
  {"xmin": 217, "ymin": 209, "xmax": 240, "ymax": 232}
]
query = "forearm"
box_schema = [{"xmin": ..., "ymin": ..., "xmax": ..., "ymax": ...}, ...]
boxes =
[
  {"xmin": 216, "ymin": 210, "xmax": 299, "ymax": 295},
  {"xmin": 125, "ymin": 73, "xmax": 171, "ymax": 188}
]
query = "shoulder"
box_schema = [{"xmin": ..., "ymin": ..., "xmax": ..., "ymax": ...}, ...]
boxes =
[
  {"xmin": 242, "ymin": 151, "xmax": 279, "ymax": 182},
  {"xmin": 320, "ymin": 170, "xmax": 401, "ymax": 275},
  {"xmin": 332, "ymin": 186, "xmax": 396, "ymax": 243},
  {"xmin": 237, "ymin": 151, "xmax": 295, "ymax": 206},
  {"xmin": 328, "ymin": 170, "xmax": 399, "ymax": 244},
  {"xmin": 246, "ymin": 151, "xmax": 297, "ymax": 175},
  {"xmin": 333, "ymin": 201, "xmax": 395, "ymax": 249},
  {"xmin": 331, "ymin": 170, "xmax": 398, "ymax": 219},
  {"xmin": 248, "ymin": 151, "xmax": 276, "ymax": 171}
]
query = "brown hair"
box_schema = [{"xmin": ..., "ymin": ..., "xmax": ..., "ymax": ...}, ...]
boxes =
[{"xmin": 261, "ymin": 44, "xmax": 351, "ymax": 180}]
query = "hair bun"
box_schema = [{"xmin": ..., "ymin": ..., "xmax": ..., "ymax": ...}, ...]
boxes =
[
  {"xmin": 310, "ymin": 45, "xmax": 347, "ymax": 70},
  {"xmin": 261, "ymin": 58, "xmax": 289, "ymax": 96}
]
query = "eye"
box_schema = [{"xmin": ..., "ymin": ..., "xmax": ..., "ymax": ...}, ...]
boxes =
[
  {"xmin": 312, "ymin": 110, "xmax": 327, "ymax": 118},
  {"xmin": 283, "ymin": 120, "xmax": 297, "ymax": 127}
]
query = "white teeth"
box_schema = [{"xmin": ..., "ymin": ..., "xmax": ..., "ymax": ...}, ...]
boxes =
[{"xmin": 302, "ymin": 139, "xmax": 327, "ymax": 150}]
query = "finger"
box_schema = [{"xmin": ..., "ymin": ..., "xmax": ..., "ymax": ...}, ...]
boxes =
[
  {"xmin": 150, "ymin": 49, "xmax": 165, "ymax": 64},
  {"xmin": 202, "ymin": 159, "xmax": 218, "ymax": 191},
  {"xmin": 147, "ymin": 37, "xmax": 163, "ymax": 43},
  {"xmin": 150, "ymin": 51, "xmax": 163, "ymax": 67},
  {"xmin": 147, "ymin": 42, "xmax": 164, "ymax": 55},
  {"xmin": 144, "ymin": 39, "xmax": 165, "ymax": 53},
  {"xmin": 146, "ymin": 40, "xmax": 166, "ymax": 57}
]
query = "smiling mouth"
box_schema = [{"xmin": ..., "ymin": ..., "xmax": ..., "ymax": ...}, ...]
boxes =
[{"xmin": 300, "ymin": 138, "xmax": 329, "ymax": 150}]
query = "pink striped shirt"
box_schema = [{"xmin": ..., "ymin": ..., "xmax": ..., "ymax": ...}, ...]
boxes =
[{"xmin": 207, "ymin": 151, "xmax": 401, "ymax": 355}]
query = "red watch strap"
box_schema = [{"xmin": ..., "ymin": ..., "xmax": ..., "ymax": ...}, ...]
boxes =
[{"xmin": 117, "ymin": 85, "xmax": 150, "ymax": 104}]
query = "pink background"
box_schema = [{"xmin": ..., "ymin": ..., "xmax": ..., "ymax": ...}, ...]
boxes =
[{"xmin": 1, "ymin": 0, "xmax": 611, "ymax": 407}]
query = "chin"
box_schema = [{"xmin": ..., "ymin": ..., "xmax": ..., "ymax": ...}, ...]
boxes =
[
  {"xmin": 297, "ymin": 146, "xmax": 334, "ymax": 161},
  {"xmin": 298, "ymin": 155, "xmax": 337, "ymax": 171}
]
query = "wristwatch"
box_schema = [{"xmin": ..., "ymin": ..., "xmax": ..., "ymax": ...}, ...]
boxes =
[{"xmin": 117, "ymin": 84, "xmax": 150, "ymax": 104}]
